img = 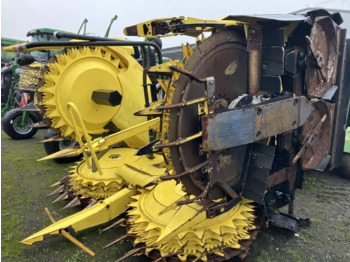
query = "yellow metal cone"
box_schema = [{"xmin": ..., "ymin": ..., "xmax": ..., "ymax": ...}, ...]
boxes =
[{"xmin": 38, "ymin": 148, "xmax": 82, "ymax": 162}]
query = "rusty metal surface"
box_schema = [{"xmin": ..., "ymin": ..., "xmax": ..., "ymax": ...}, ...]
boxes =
[
  {"xmin": 17, "ymin": 104, "xmax": 41, "ymax": 112},
  {"xmin": 300, "ymin": 100, "xmax": 334, "ymax": 170},
  {"xmin": 305, "ymin": 16, "xmax": 340, "ymax": 98},
  {"xmin": 168, "ymin": 29, "xmax": 248, "ymax": 196},
  {"xmin": 202, "ymin": 97, "xmax": 313, "ymax": 151},
  {"xmin": 26, "ymin": 121, "xmax": 49, "ymax": 129},
  {"xmin": 248, "ymin": 50, "xmax": 261, "ymax": 94},
  {"xmin": 156, "ymin": 97, "xmax": 206, "ymax": 110},
  {"xmin": 266, "ymin": 166, "xmax": 297, "ymax": 192},
  {"xmin": 247, "ymin": 28, "xmax": 262, "ymax": 94}
]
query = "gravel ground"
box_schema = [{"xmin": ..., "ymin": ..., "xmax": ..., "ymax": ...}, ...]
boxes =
[{"xmin": 2, "ymin": 129, "xmax": 350, "ymax": 262}]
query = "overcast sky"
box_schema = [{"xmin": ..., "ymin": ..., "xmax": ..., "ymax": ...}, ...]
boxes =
[{"xmin": 1, "ymin": 0, "xmax": 349, "ymax": 48}]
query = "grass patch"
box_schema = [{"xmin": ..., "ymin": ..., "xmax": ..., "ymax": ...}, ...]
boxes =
[{"xmin": 283, "ymin": 247, "xmax": 302, "ymax": 261}]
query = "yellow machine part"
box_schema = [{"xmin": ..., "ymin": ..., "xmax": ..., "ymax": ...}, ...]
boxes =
[
  {"xmin": 124, "ymin": 16, "xmax": 244, "ymax": 38},
  {"xmin": 20, "ymin": 37, "xmax": 258, "ymax": 261},
  {"xmin": 128, "ymin": 180, "xmax": 256, "ymax": 261},
  {"xmin": 68, "ymin": 147, "xmax": 165, "ymax": 199},
  {"xmin": 39, "ymin": 46, "xmax": 150, "ymax": 148},
  {"xmin": 21, "ymin": 187, "xmax": 135, "ymax": 245},
  {"xmin": 23, "ymin": 145, "xmax": 166, "ymax": 245},
  {"xmin": 108, "ymin": 37, "xmax": 135, "ymax": 55}
]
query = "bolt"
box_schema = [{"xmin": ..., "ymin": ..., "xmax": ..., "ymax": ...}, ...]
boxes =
[{"xmin": 256, "ymin": 108, "xmax": 262, "ymax": 116}]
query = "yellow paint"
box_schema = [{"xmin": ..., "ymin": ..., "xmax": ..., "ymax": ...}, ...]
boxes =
[
  {"xmin": 124, "ymin": 16, "xmax": 244, "ymax": 38},
  {"xmin": 39, "ymin": 46, "xmax": 150, "ymax": 148},
  {"xmin": 69, "ymin": 147, "xmax": 165, "ymax": 199},
  {"xmin": 128, "ymin": 180, "xmax": 256, "ymax": 261},
  {"xmin": 21, "ymin": 187, "xmax": 134, "ymax": 245},
  {"xmin": 38, "ymin": 118, "xmax": 160, "ymax": 162}
]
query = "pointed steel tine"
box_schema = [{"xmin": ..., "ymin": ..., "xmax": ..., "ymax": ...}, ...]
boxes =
[
  {"xmin": 192, "ymin": 250, "xmax": 209, "ymax": 262},
  {"xmin": 47, "ymin": 184, "xmax": 65, "ymax": 197},
  {"xmin": 154, "ymin": 257, "xmax": 165, "ymax": 262},
  {"xmin": 52, "ymin": 191, "xmax": 69, "ymax": 204},
  {"xmin": 83, "ymin": 199, "xmax": 98, "ymax": 210},
  {"xmin": 102, "ymin": 218, "xmax": 126, "ymax": 232},
  {"xmin": 60, "ymin": 176, "xmax": 69, "ymax": 184},
  {"xmin": 49, "ymin": 176, "xmax": 69, "ymax": 189},
  {"xmin": 141, "ymin": 181, "xmax": 157, "ymax": 189},
  {"xmin": 49, "ymin": 181, "xmax": 62, "ymax": 188},
  {"xmin": 223, "ymin": 251, "xmax": 231, "ymax": 260},
  {"xmin": 114, "ymin": 246, "xmax": 151, "ymax": 262},
  {"xmin": 104, "ymin": 234, "xmax": 129, "ymax": 249},
  {"xmin": 62, "ymin": 197, "xmax": 81, "ymax": 210}
]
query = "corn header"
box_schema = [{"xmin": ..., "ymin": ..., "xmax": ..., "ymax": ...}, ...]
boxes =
[{"xmin": 8, "ymin": 9, "xmax": 350, "ymax": 261}]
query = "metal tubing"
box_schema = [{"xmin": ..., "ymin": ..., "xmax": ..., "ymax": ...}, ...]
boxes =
[
  {"xmin": 248, "ymin": 50, "xmax": 261, "ymax": 94},
  {"xmin": 20, "ymin": 36, "xmax": 163, "ymax": 66},
  {"xmin": 67, "ymin": 102, "xmax": 103, "ymax": 175}
]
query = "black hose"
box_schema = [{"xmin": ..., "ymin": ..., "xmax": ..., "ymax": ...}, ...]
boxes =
[
  {"xmin": 18, "ymin": 40, "xmax": 162, "ymax": 66},
  {"xmin": 54, "ymin": 31, "xmax": 118, "ymax": 42}
]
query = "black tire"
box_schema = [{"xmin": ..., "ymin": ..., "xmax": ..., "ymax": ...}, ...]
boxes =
[
  {"xmin": 2, "ymin": 109, "xmax": 39, "ymax": 139},
  {"xmin": 44, "ymin": 129, "xmax": 81, "ymax": 163},
  {"xmin": 339, "ymin": 154, "xmax": 350, "ymax": 179}
]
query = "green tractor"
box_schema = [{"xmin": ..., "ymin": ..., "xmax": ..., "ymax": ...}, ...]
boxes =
[
  {"xmin": 1, "ymin": 15, "xmax": 119, "ymax": 140},
  {"xmin": 1, "ymin": 37, "xmax": 26, "ymax": 67},
  {"xmin": 1, "ymin": 28, "xmax": 72, "ymax": 139},
  {"xmin": 340, "ymin": 85, "xmax": 350, "ymax": 178},
  {"xmin": 1, "ymin": 37, "xmax": 28, "ymax": 111}
]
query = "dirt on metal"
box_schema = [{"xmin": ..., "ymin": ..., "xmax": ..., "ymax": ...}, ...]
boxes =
[{"xmin": 2, "ymin": 129, "xmax": 350, "ymax": 262}]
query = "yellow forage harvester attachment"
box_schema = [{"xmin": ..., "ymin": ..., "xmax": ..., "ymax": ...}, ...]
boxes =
[
  {"xmin": 21, "ymin": 104, "xmax": 165, "ymax": 251},
  {"xmin": 45, "ymin": 103, "xmax": 162, "ymax": 205},
  {"xmin": 21, "ymin": 10, "xmax": 343, "ymax": 261},
  {"xmin": 125, "ymin": 180, "xmax": 257, "ymax": 261},
  {"xmin": 38, "ymin": 45, "xmax": 150, "ymax": 147},
  {"xmin": 5, "ymin": 37, "xmax": 151, "ymax": 146},
  {"xmin": 120, "ymin": 12, "xmax": 339, "ymax": 261}
]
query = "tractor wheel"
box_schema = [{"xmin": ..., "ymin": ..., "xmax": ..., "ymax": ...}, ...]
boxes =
[
  {"xmin": 2, "ymin": 109, "xmax": 39, "ymax": 139},
  {"xmin": 43, "ymin": 129, "xmax": 81, "ymax": 163},
  {"xmin": 339, "ymin": 154, "xmax": 350, "ymax": 179}
]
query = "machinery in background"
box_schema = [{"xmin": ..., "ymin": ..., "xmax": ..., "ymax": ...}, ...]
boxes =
[
  {"xmin": 5, "ymin": 9, "xmax": 350, "ymax": 262},
  {"xmin": 1, "ymin": 28, "xmax": 71, "ymax": 139}
]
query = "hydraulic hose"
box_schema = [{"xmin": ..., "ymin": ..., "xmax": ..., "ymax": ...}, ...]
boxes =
[{"xmin": 6, "ymin": 39, "xmax": 162, "ymax": 66}]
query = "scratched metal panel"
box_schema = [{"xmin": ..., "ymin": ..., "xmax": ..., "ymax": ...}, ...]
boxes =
[
  {"xmin": 202, "ymin": 97, "xmax": 313, "ymax": 151},
  {"xmin": 202, "ymin": 109, "xmax": 255, "ymax": 151},
  {"xmin": 255, "ymin": 97, "xmax": 312, "ymax": 139}
]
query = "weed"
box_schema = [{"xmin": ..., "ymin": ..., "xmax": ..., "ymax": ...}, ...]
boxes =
[
  {"xmin": 65, "ymin": 249, "xmax": 87, "ymax": 262},
  {"xmin": 283, "ymin": 247, "xmax": 302, "ymax": 262}
]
